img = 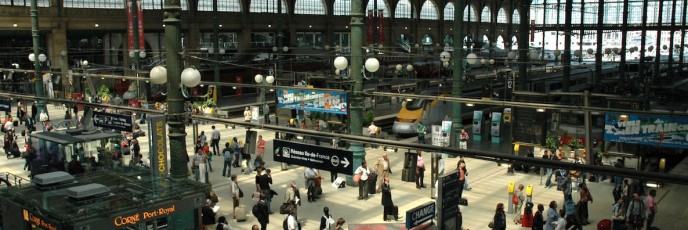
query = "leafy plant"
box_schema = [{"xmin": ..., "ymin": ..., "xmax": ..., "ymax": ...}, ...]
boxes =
[
  {"xmin": 363, "ymin": 109, "xmax": 375, "ymax": 126},
  {"xmin": 97, "ymin": 84, "xmax": 111, "ymax": 99},
  {"xmin": 545, "ymin": 131, "xmax": 560, "ymax": 150},
  {"xmin": 568, "ymin": 138, "xmax": 584, "ymax": 149}
]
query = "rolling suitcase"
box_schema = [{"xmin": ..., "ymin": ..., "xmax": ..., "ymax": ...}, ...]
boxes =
[
  {"xmin": 368, "ymin": 173, "xmax": 377, "ymax": 194},
  {"xmin": 235, "ymin": 205, "xmax": 247, "ymax": 222}
]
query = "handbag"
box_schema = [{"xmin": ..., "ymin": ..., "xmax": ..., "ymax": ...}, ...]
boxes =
[
  {"xmin": 353, "ymin": 173, "xmax": 361, "ymax": 183},
  {"xmin": 238, "ymin": 187, "xmax": 244, "ymax": 198},
  {"xmin": 279, "ymin": 202, "xmax": 291, "ymax": 214},
  {"xmin": 252, "ymin": 191, "xmax": 261, "ymax": 201}
]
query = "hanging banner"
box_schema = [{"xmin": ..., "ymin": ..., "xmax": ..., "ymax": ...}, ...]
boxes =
[
  {"xmin": 126, "ymin": 0, "xmax": 145, "ymax": 50},
  {"xmin": 368, "ymin": 10, "xmax": 374, "ymax": 45},
  {"xmin": 604, "ymin": 112, "xmax": 688, "ymax": 149},
  {"xmin": 148, "ymin": 115, "xmax": 168, "ymax": 182},
  {"xmin": 378, "ymin": 10, "xmax": 384, "ymax": 43},
  {"xmin": 136, "ymin": 0, "xmax": 144, "ymax": 49},
  {"xmin": 277, "ymin": 89, "xmax": 348, "ymax": 115}
]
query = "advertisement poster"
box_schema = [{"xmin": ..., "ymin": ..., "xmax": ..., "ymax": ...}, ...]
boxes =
[
  {"xmin": 277, "ymin": 89, "xmax": 348, "ymax": 115},
  {"xmin": 604, "ymin": 112, "xmax": 688, "ymax": 149}
]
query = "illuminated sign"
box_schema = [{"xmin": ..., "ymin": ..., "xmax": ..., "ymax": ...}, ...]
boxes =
[
  {"xmin": 277, "ymin": 89, "xmax": 348, "ymax": 115},
  {"xmin": 148, "ymin": 115, "xmax": 168, "ymax": 182},
  {"xmin": 23, "ymin": 209, "xmax": 59, "ymax": 230},
  {"xmin": 113, "ymin": 204, "xmax": 176, "ymax": 227},
  {"xmin": 605, "ymin": 112, "xmax": 688, "ymax": 149}
]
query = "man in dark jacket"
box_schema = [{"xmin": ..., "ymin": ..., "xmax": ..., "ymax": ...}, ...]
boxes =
[
  {"xmin": 201, "ymin": 199, "xmax": 216, "ymax": 229},
  {"xmin": 253, "ymin": 194, "xmax": 269, "ymax": 230},
  {"xmin": 31, "ymin": 101, "xmax": 37, "ymax": 122},
  {"xmin": 381, "ymin": 176, "xmax": 398, "ymax": 221}
]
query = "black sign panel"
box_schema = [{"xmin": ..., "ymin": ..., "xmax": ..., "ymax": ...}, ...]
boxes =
[
  {"xmin": 405, "ymin": 201, "xmax": 436, "ymax": 228},
  {"xmin": 92, "ymin": 111, "xmax": 133, "ymax": 132},
  {"xmin": 440, "ymin": 171, "xmax": 461, "ymax": 220},
  {"xmin": 0, "ymin": 100, "xmax": 10, "ymax": 113},
  {"xmin": 273, "ymin": 139, "xmax": 353, "ymax": 175}
]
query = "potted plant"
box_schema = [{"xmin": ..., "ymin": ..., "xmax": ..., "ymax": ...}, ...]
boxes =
[
  {"xmin": 568, "ymin": 138, "xmax": 584, "ymax": 158},
  {"xmin": 545, "ymin": 131, "xmax": 559, "ymax": 151},
  {"xmin": 97, "ymin": 84, "xmax": 112, "ymax": 104},
  {"xmin": 363, "ymin": 109, "xmax": 375, "ymax": 126},
  {"xmin": 201, "ymin": 92, "xmax": 216, "ymax": 114}
]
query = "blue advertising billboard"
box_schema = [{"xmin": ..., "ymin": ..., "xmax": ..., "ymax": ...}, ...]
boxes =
[
  {"xmin": 604, "ymin": 112, "xmax": 688, "ymax": 149},
  {"xmin": 277, "ymin": 89, "xmax": 348, "ymax": 115}
]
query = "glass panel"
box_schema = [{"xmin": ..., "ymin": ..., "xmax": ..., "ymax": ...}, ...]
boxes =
[
  {"xmin": 251, "ymin": 32, "xmax": 276, "ymax": 47},
  {"xmin": 0, "ymin": 0, "xmax": 50, "ymax": 7},
  {"xmin": 63, "ymin": 0, "xmax": 124, "ymax": 9},
  {"xmin": 419, "ymin": 0, "xmax": 437, "ymax": 20},
  {"xmin": 333, "ymin": 0, "xmax": 350, "ymax": 15},
  {"xmin": 395, "ymin": 0, "xmax": 412, "ymax": 19},
  {"xmin": 250, "ymin": 0, "xmax": 288, "ymax": 13},
  {"xmin": 294, "ymin": 0, "xmax": 326, "ymax": 15},
  {"xmin": 333, "ymin": 32, "xmax": 350, "ymax": 47},
  {"xmin": 480, "ymin": 6, "xmax": 491, "ymax": 22},
  {"xmin": 443, "ymin": 2, "xmax": 454, "ymax": 21},
  {"xmin": 512, "ymin": 9, "xmax": 520, "ymax": 24},
  {"xmin": 197, "ymin": 0, "xmax": 241, "ymax": 12},
  {"xmin": 497, "ymin": 8, "xmax": 507, "ymax": 23},
  {"xmin": 296, "ymin": 32, "xmax": 323, "ymax": 48},
  {"xmin": 464, "ymin": 4, "xmax": 476, "ymax": 21},
  {"xmin": 366, "ymin": 0, "xmax": 389, "ymax": 17}
]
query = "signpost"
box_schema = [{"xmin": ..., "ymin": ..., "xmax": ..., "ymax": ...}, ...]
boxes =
[
  {"xmin": 92, "ymin": 111, "xmax": 133, "ymax": 132},
  {"xmin": 273, "ymin": 139, "xmax": 353, "ymax": 175},
  {"xmin": 405, "ymin": 201, "xmax": 436, "ymax": 229},
  {"xmin": 437, "ymin": 170, "xmax": 461, "ymax": 230}
]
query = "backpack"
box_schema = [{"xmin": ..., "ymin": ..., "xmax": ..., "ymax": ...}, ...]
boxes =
[
  {"xmin": 512, "ymin": 193, "xmax": 519, "ymax": 204},
  {"xmin": 324, "ymin": 214, "xmax": 335, "ymax": 230}
]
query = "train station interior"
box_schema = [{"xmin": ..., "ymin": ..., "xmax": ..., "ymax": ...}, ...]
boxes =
[{"xmin": 1, "ymin": 0, "xmax": 688, "ymax": 229}]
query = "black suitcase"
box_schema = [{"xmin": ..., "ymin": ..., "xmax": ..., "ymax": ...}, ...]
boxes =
[
  {"xmin": 368, "ymin": 173, "xmax": 377, "ymax": 194},
  {"xmin": 12, "ymin": 121, "xmax": 17, "ymax": 127},
  {"xmin": 458, "ymin": 198, "xmax": 468, "ymax": 206}
]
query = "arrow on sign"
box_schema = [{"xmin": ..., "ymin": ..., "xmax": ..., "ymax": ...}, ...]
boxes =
[{"xmin": 341, "ymin": 157, "xmax": 350, "ymax": 168}]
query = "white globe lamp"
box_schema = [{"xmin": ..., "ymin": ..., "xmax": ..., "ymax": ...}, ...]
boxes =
[
  {"xmin": 149, "ymin": 65, "xmax": 168, "ymax": 84},
  {"xmin": 554, "ymin": 50, "xmax": 561, "ymax": 57},
  {"xmin": 406, "ymin": 64, "xmax": 414, "ymax": 72},
  {"xmin": 38, "ymin": 54, "xmax": 47, "ymax": 62},
  {"xmin": 489, "ymin": 59, "xmax": 495, "ymax": 65},
  {"xmin": 364, "ymin": 58, "xmax": 380, "ymax": 72},
  {"xmin": 480, "ymin": 58, "xmax": 486, "ymax": 65},
  {"xmin": 254, "ymin": 74, "xmax": 264, "ymax": 84},
  {"xmin": 507, "ymin": 51, "xmax": 517, "ymax": 60},
  {"xmin": 28, "ymin": 53, "xmax": 35, "ymax": 62},
  {"xmin": 395, "ymin": 64, "xmax": 403, "ymax": 71},
  {"xmin": 334, "ymin": 56, "xmax": 348, "ymax": 70},
  {"xmin": 266, "ymin": 75, "xmax": 275, "ymax": 84},
  {"xmin": 181, "ymin": 67, "xmax": 201, "ymax": 88},
  {"xmin": 440, "ymin": 51, "xmax": 451, "ymax": 62},
  {"xmin": 466, "ymin": 53, "xmax": 478, "ymax": 65}
]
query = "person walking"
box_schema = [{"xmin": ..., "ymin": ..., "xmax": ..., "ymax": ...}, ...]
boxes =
[
  {"xmin": 231, "ymin": 137, "xmax": 241, "ymax": 168},
  {"xmin": 222, "ymin": 143, "xmax": 233, "ymax": 177},
  {"xmin": 564, "ymin": 194, "xmax": 581, "ymax": 230},
  {"xmin": 355, "ymin": 161, "xmax": 370, "ymax": 200},
  {"xmin": 459, "ymin": 128, "xmax": 469, "ymax": 149},
  {"xmin": 374, "ymin": 154, "xmax": 391, "ymax": 192},
  {"xmin": 458, "ymin": 161, "xmax": 467, "ymax": 198},
  {"xmin": 192, "ymin": 150, "xmax": 206, "ymax": 181},
  {"xmin": 31, "ymin": 101, "xmax": 37, "ymax": 122},
  {"xmin": 416, "ymin": 151, "xmax": 425, "ymax": 189},
  {"xmin": 612, "ymin": 198, "xmax": 625, "ymax": 230},
  {"xmin": 284, "ymin": 181, "xmax": 299, "ymax": 217},
  {"xmin": 368, "ymin": 122, "xmax": 378, "ymax": 148},
  {"xmin": 285, "ymin": 208, "xmax": 299, "ymax": 230},
  {"xmin": 381, "ymin": 177, "xmax": 399, "ymax": 221},
  {"xmin": 545, "ymin": 201, "xmax": 558, "ymax": 230},
  {"xmin": 211, "ymin": 126, "xmax": 220, "ymax": 156},
  {"xmin": 263, "ymin": 103, "xmax": 270, "ymax": 124},
  {"xmin": 513, "ymin": 184, "xmax": 526, "ymax": 222},
  {"xmin": 645, "ymin": 189, "xmax": 657, "ymax": 230},
  {"xmin": 625, "ymin": 193, "xmax": 646, "ymax": 230},
  {"xmin": 491, "ymin": 203, "xmax": 507, "ymax": 230},
  {"xmin": 417, "ymin": 121, "xmax": 426, "ymax": 144},
  {"xmin": 230, "ymin": 175, "xmax": 241, "ymax": 219},
  {"xmin": 256, "ymin": 135, "xmax": 266, "ymax": 161},
  {"xmin": 253, "ymin": 194, "xmax": 269, "ymax": 230},
  {"xmin": 199, "ymin": 131, "xmax": 207, "ymax": 146},
  {"xmin": 202, "ymin": 142, "xmax": 213, "ymax": 172},
  {"xmin": 216, "ymin": 216, "xmax": 234, "ymax": 230},
  {"xmin": 533, "ymin": 204, "xmax": 545, "ymax": 230},
  {"xmin": 304, "ymin": 167, "xmax": 319, "ymax": 202},
  {"xmin": 578, "ymin": 183, "xmax": 592, "ymax": 225},
  {"xmin": 320, "ymin": 207, "xmax": 336, "ymax": 230},
  {"xmin": 244, "ymin": 107, "xmax": 251, "ymax": 122},
  {"xmin": 255, "ymin": 168, "xmax": 274, "ymax": 214},
  {"xmin": 544, "ymin": 150, "xmax": 554, "ymax": 189}
]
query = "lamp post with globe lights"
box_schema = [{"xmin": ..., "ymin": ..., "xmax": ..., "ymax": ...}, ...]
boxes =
[
  {"xmin": 254, "ymin": 74, "xmax": 275, "ymax": 124},
  {"xmin": 29, "ymin": 53, "xmax": 49, "ymax": 118}
]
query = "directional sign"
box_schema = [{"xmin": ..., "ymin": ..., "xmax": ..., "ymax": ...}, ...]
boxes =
[
  {"xmin": 406, "ymin": 201, "xmax": 436, "ymax": 229},
  {"xmin": 437, "ymin": 170, "xmax": 461, "ymax": 230},
  {"xmin": 273, "ymin": 139, "xmax": 353, "ymax": 175},
  {"xmin": 92, "ymin": 111, "xmax": 133, "ymax": 132},
  {"xmin": 0, "ymin": 100, "xmax": 10, "ymax": 113}
]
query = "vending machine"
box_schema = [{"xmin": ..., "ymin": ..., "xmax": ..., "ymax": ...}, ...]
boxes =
[{"xmin": 491, "ymin": 112, "xmax": 502, "ymax": 143}]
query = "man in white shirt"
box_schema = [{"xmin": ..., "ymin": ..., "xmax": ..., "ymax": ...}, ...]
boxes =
[
  {"xmin": 368, "ymin": 122, "xmax": 378, "ymax": 148},
  {"xmin": 355, "ymin": 161, "xmax": 370, "ymax": 200},
  {"xmin": 210, "ymin": 126, "xmax": 221, "ymax": 156}
]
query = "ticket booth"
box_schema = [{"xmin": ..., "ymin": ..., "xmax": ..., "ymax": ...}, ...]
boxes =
[{"xmin": 0, "ymin": 169, "xmax": 208, "ymax": 230}]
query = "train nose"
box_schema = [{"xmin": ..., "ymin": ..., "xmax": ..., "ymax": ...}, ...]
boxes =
[{"xmin": 392, "ymin": 122, "xmax": 415, "ymax": 134}]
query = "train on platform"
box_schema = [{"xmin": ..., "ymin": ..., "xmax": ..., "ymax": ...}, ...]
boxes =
[{"xmin": 392, "ymin": 64, "xmax": 622, "ymax": 136}]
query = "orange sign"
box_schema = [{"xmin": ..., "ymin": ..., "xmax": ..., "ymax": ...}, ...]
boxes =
[
  {"xmin": 113, "ymin": 204, "xmax": 176, "ymax": 227},
  {"xmin": 23, "ymin": 209, "xmax": 59, "ymax": 230}
]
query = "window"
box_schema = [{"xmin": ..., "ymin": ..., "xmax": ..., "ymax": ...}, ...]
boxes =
[
  {"xmin": 366, "ymin": 0, "xmax": 389, "ymax": 17},
  {"xmin": 64, "ymin": 0, "xmax": 123, "ymax": 9},
  {"xmin": 419, "ymin": 0, "xmax": 438, "ymax": 20},
  {"xmin": 512, "ymin": 9, "xmax": 520, "ymax": 24},
  {"xmin": 333, "ymin": 0, "xmax": 350, "ymax": 15},
  {"xmin": 333, "ymin": 32, "xmax": 350, "ymax": 48},
  {"xmin": 464, "ymin": 5, "xmax": 476, "ymax": 21},
  {"xmin": 444, "ymin": 2, "xmax": 454, "ymax": 20},
  {"xmin": 295, "ymin": 0, "xmax": 326, "ymax": 15},
  {"xmin": 395, "ymin": 0, "xmax": 412, "ymax": 19},
  {"xmin": 200, "ymin": 32, "xmax": 238, "ymax": 50},
  {"xmin": 0, "ymin": 0, "xmax": 49, "ymax": 7},
  {"xmin": 250, "ymin": 0, "xmax": 288, "ymax": 13},
  {"xmin": 197, "ymin": 0, "xmax": 240, "ymax": 12},
  {"xmin": 142, "ymin": 0, "xmax": 189, "ymax": 10},
  {"xmin": 251, "ymin": 32, "xmax": 276, "ymax": 47},
  {"xmin": 296, "ymin": 32, "xmax": 324, "ymax": 48},
  {"xmin": 480, "ymin": 6, "xmax": 491, "ymax": 22},
  {"xmin": 497, "ymin": 8, "xmax": 507, "ymax": 23}
]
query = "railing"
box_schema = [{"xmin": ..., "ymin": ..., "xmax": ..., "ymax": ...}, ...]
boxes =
[{"xmin": 0, "ymin": 172, "xmax": 28, "ymax": 189}]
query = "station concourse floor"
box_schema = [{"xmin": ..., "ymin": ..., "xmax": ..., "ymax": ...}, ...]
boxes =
[{"xmin": 2, "ymin": 104, "xmax": 688, "ymax": 230}]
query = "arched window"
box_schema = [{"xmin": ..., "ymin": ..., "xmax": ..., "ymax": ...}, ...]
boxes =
[
  {"xmin": 420, "ymin": 0, "xmax": 438, "ymax": 20},
  {"xmin": 333, "ymin": 0, "xmax": 350, "ymax": 15},
  {"xmin": 395, "ymin": 0, "xmax": 412, "ymax": 19},
  {"xmin": 250, "ymin": 0, "xmax": 288, "ymax": 13},
  {"xmin": 198, "ymin": 0, "xmax": 240, "ymax": 12},
  {"xmin": 463, "ymin": 4, "xmax": 476, "ymax": 21},
  {"xmin": 512, "ymin": 9, "xmax": 520, "ymax": 24},
  {"xmin": 444, "ymin": 2, "xmax": 455, "ymax": 20},
  {"xmin": 64, "ymin": 0, "xmax": 123, "ymax": 9},
  {"xmin": 142, "ymin": 0, "xmax": 189, "ymax": 10},
  {"xmin": 295, "ymin": 0, "xmax": 326, "ymax": 15},
  {"xmin": 497, "ymin": 7, "xmax": 507, "ymax": 23},
  {"xmin": 480, "ymin": 6, "xmax": 491, "ymax": 22},
  {"xmin": 2, "ymin": 0, "xmax": 49, "ymax": 7},
  {"xmin": 366, "ymin": 0, "xmax": 390, "ymax": 17}
]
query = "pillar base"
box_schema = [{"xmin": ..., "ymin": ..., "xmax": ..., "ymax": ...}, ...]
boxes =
[{"xmin": 347, "ymin": 143, "xmax": 366, "ymax": 187}]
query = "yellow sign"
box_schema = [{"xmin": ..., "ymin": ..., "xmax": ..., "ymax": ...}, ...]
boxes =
[
  {"xmin": 23, "ymin": 209, "xmax": 58, "ymax": 230},
  {"xmin": 113, "ymin": 204, "xmax": 176, "ymax": 227},
  {"xmin": 508, "ymin": 181, "xmax": 515, "ymax": 193},
  {"xmin": 525, "ymin": 184, "xmax": 533, "ymax": 196}
]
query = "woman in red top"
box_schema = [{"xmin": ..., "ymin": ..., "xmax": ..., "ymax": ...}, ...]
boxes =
[
  {"xmin": 256, "ymin": 135, "xmax": 266, "ymax": 160},
  {"xmin": 202, "ymin": 142, "xmax": 213, "ymax": 172}
]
